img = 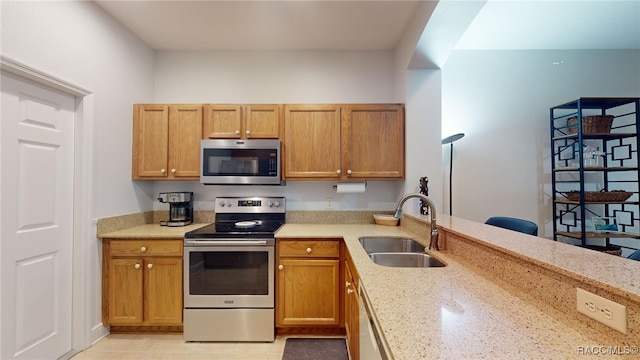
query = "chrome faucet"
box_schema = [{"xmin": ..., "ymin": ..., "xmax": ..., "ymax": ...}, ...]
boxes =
[{"xmin": 394, "ymin": 193, "xmax": 439, "ymax": 250}]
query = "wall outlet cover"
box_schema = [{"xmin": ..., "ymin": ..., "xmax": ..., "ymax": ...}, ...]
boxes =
[{"xmin": 576, "ymin": 288, "xmax": 627, "ymax": 334}]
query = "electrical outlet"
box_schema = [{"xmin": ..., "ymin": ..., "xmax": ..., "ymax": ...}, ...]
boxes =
[
  {"xmin": 576, "ymin": 288, "xmax": 627, "ymax": 334},
  {"xmin": 326, "ymin": 197, "xmax": 334, "ymax": 210}
]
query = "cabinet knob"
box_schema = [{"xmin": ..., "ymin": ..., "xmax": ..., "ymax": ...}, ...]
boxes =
[
  {"xmin": 160, "ymin": 168, "xmax": 166, "ymax": 174},
  {"xmin": 140, "ymin": 246, "xmax": 147, "ymax": 253},
  {"xmin": 171, "ymin": 168, "xmax": 176, "ymax": 174},
  {"xmin": 278, "ymin": 265, "xmax": 284, "ymax": 270},
  {"xmin": 347, "ymin": 169, "xmax": 352, "ymax": 175},
  {"xmin": 306, "ymin": 247, "xmax": 312, "ymax": 253},
  {"xmin": 345, "ymin": 281, "xmax": 351, "ymax": 288},
  {"xmin": 235, "ymin": 130, "xmax": 240, "ymax": 135},
  {"xmin": 147, "ymin": 263, "xmax": 153, "ymax": 269},
  {"xmin": 336, "ymin": 169, "xmax": 342, "ymax": 175},
  {"xmin": 347, "ymin": 288, "xmax": 354, "ymax": 295},
  {"xmin": 134, "ymin": 264, "xmax": 141, "ymax": 270},
  {"xmin": 246, "ymin": 130, "xmax": 251, "ymax": 135}
]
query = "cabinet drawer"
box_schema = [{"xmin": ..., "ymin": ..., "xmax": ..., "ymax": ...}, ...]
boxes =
[
  {"xmin": 278, "ymin": 240, "xmax": 340, "ymax": 258},
  {"xmin": 109, "ymin": 240, "xmax": 182, "ymax": 257}
]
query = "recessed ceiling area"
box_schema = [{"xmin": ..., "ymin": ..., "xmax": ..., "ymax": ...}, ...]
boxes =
[{"xmin": 94, "ymin": 0, "xmax": 640, "ymax": 52}]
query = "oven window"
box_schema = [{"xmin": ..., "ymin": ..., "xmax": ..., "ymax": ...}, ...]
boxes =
[{"xmin": 188, "ymin": 251, "xmax": 269, "ymax": 295}]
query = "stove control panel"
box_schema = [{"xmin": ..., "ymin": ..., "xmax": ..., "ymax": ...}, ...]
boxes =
[{"xmin": 215, "ymin": 197, "xmax": 285, "ymax": 213}]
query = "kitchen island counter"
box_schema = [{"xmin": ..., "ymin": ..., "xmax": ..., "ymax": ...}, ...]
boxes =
[{"xmin": 276, "ymin": 216, "xmax": 640, "ymax": 359}]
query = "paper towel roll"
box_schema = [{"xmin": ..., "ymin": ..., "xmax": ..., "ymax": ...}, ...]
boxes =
[{"xmin": 336, "ymin": 182, "xmax": 366, "ymax": 193}]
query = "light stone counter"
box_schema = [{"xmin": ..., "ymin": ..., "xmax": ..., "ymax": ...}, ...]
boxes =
[
  {"xmin": 97, "ymin": 223, "xmax": 209, "ymax": 239},
  {"xmin": 275, "ymin": 218, "xmax": 640, "ymax": 359}
]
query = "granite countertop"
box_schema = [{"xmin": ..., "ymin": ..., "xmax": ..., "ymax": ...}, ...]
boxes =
[
  {"xmin": 98, "ymin": 223, "xmax": 209, "ymax": 239},
  {"xmin": 276, "ymin": 220, "xmax": 640, "ymax": 359},
  {"xmin": 96, "ymin": 214, "xmax": 639, "ymax": 358}
]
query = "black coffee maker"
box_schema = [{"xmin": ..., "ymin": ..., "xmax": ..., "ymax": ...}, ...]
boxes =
[{"xmin": 158, "ymin": 192, "xmax": 193, "ymax": 227}]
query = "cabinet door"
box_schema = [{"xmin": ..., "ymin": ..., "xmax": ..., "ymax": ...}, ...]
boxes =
[
  {"xmin": 108, "ymin": 258, "xmax": 144, "ymax": 325},
  {"xmin": 145, "ymin": 257, "xmax": 183, "ymax": 325},
  {"xmin": 132, "ymin": 104, "xmax": 169, "ymax": 178},
  {"xmin": 245, "ymin": 104, "xmax": 280, "ymax": 138},
  {"xmin": 276, "ymin": 258, "xmax": 340, "ymax": 326},
  {"xmin": 168, "ymin": 105, "xmax": 202, "ymax": 178},
  {"xmin": 345, "ymin": 259, "xmax": 359, "ymax": 360},
  {"xmin": 283, "ymin": 105, "xmax": 342, "ymax": 179},
  {"xmin": 343, "ymin": 104, "xmax": 405, "ymax": 179},
  {"xmin": 203, "ymin": 104, "xmax": 243, "ymax": 138}
]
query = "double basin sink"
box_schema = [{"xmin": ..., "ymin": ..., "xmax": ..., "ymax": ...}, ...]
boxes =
[{"xmin": 358, "ymin": 236, "xmax": 446, "ymax": 268}]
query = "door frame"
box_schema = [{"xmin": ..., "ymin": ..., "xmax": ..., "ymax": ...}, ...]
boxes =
[{"xmin": 1, "ymin": 55, "xmax": 97, "ymax": 355}]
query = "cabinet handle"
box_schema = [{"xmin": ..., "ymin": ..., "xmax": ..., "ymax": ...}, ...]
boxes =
[
  {"xmin": 147, "ymin": 263, "xmax": 153, "ymax": 269},
  {"xmin": 140, "ymin": 246, "xmax": 147, "ymax": 253},
  {"xmin": 171, "ymin": 168, "xmax": 176, "ymax": 174},
  {"xmin": 246, "ymin": 130, "xmax": 251, "ymax": 135},
  {"xmin": 346, "ymin": 281, "xmax": 351, "ymax": 288},
  {"xmin": 235, "ymin": 130, "xmax": 240, "ymax": 135},
  {"xmin": 336, "ymin": 169, "xmax": 342, "ymax": 175},
  {"xmin": 160, "ymin": 168, "xmax": 166, "ymax": 174},
  {"xmin": 134, "ymin": 263, "xmax": 141, "ymax": 269},
  {"xmin": 347, "ymin": 289, "xmax": 354, "ymax": 294},
  {"xmin": 347, "ymin": 169, "xmax": 352, "ymax": 175},
  {"xmin": 306, "ymin": 247, "xmax": 312, "ymax": 253},
  {"xmin": 278, "ymin": 265, "xmax": 284, "ymax": 270}
]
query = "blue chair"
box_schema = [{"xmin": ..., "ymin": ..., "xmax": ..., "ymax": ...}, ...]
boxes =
[
  {"xmin": 485, "ymin": 216, "xmax": 538, "ymax": 236},
  {"xmin": 628, "ymin": 249, "xmax": 640, "ymax": 261}
]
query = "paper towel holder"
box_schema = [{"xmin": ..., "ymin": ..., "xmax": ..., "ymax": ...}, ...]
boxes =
[{"xmin": 333, "ymin": 181, "xmax": 367, "ymax": 192}]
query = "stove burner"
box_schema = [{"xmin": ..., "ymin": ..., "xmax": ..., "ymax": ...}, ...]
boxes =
[{"xmin": 235, "ymin": 221, "xmax": 257, "ymax": 228}]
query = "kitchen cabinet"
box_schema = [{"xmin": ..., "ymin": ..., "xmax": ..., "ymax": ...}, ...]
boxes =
[
  {"xmin": 342, "ymin": 104, "xmax": 405, "ymax": 179},
  {"xmin": 344, "ymin": 251, "xmax": 359, "ymax": 360},
  {"xmin": 132, "ymin": 104, "xmax": 202, "ymax": 180},
  {"xmin": 276, "ymin": 239, "xmax": 341, "ymax": 327},
  {"xmin": 203, "ymin": 104, "xmax": 280, "ymax": 139},
  {"xmin": 550, "ymin": 98, "xmax": 640, "ymax": 252},
  {"xmin": 283, "ymin": 104, "xmax": 404, "ymax": 180},
  {"xmin": 102, "ymin": 239, "xmax": 183, "ymax": 329}
]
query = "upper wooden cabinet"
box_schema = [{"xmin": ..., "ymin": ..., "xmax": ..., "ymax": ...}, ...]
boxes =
[
  {"xmin": 342, "ymin": 104, "xmax": 405, "ymax": 179},
  {"xmin": 283, "ymin": 104, "xmax": 342, "ymax": 179},
  {"xmin": 283, "ymin": 104, "xmax": 405, "ymax": 180},
  {"xmin": 203, "ymin": 104, "xmax": 280, "ymax": 139},
  {"xmin": 132, "ymin": 104, "xmax": 202, "ymax": 180}
]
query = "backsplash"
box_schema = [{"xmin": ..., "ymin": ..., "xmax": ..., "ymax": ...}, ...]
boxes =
[{"xmin": 96, "ymin": 210, "xmax": 394, "ymax": 236}]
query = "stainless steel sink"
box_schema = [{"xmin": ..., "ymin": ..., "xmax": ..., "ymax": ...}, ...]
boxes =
[
  {"xmin": 368, "ymin": 252, "xmax": 446, "ymax": 268},
  {"xmin": 358, "ymin": 236, "xmax": 426, "ymax": 254}
]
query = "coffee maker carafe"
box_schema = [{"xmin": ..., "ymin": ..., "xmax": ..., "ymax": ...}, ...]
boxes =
[{"xmin": 158, "ymin": 192, "xmax": 193, "ymax": 227}]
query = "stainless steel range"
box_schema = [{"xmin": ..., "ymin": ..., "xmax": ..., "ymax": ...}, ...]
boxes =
[{"xmin": 183, "ymin": 197, "xmax": 285, "ymax": 342}]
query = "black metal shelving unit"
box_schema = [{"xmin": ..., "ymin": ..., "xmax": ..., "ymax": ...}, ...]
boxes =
[{"xmin": 550, "ymin": 98, "xmax": 640, "ymax": 253}]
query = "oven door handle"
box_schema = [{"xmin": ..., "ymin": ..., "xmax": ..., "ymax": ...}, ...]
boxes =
[{"xmin": 184, "ymin": 239, "xmax": 269, "ymax": 246}]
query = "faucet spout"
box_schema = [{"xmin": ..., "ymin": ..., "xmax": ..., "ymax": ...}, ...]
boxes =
[{"xmin": 393, "ymin": 193, "xmax": 439, "ymax": 250}]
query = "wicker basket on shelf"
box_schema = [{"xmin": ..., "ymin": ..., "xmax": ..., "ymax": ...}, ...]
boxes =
[
  {"xmin": 567, "ymin": 115, "xmax": 614, "ymax": 134},
  {"xmin": 565, "ymin": 190, "xmax": 633, "ymax": 202}
]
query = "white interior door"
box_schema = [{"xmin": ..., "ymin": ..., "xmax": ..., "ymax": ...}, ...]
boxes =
[{"xmin": 1, "ymin": 71, "xmax": 75, "ymax": 359}]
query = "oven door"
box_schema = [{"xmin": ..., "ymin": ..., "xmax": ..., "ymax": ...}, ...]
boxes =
[{"xmin": 184, "ymin": 241, "xmax": 274, "ymax": 309}]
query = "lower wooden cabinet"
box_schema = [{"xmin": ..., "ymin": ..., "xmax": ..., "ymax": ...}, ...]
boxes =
[
  {"xmin": 102, "ymin": 239, "xmax": 183, "ymax": 328},
  {"xmin": 345, "ymin": 253, "xmax": 359, "ymax": 359},
  {"xmin": 276, "ymin": 239, "xmax": 341, "ymax": 327}
]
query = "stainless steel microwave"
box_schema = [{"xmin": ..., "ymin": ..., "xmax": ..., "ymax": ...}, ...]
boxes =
[{"xmin": 200, "ymin": 139, "xmax": 283, "ymax": 185}]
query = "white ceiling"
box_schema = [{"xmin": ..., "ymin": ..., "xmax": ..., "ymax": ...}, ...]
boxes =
[{"xmin": 95, "ymin": 0, "xmax": 640, "ymax": 52}]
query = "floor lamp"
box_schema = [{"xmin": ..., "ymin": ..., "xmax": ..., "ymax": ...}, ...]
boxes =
[{"xmin": 442, "ymin": 133, "xmax": 465, "ymax": 216}]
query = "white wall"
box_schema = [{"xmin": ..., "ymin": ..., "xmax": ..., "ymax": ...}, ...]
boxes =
[
  {"xmin": 442, "ymin": 49, "xmax": 640, "ymax": 237},
  {"xmin": 1, "ymin": 0, "xmax": 156, "ymax": 218},
  {"xmin": 151, "ymin": 50, "xmax": 409, "ymax": 212},
  {"xmin": 1, "ymin": 0, "xmax": 155, "ymax": 348}
]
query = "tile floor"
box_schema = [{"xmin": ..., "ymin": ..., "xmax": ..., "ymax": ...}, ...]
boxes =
[{"xmin": 70, "ymin": 334, "xmax": 291, "ymax": 360}]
